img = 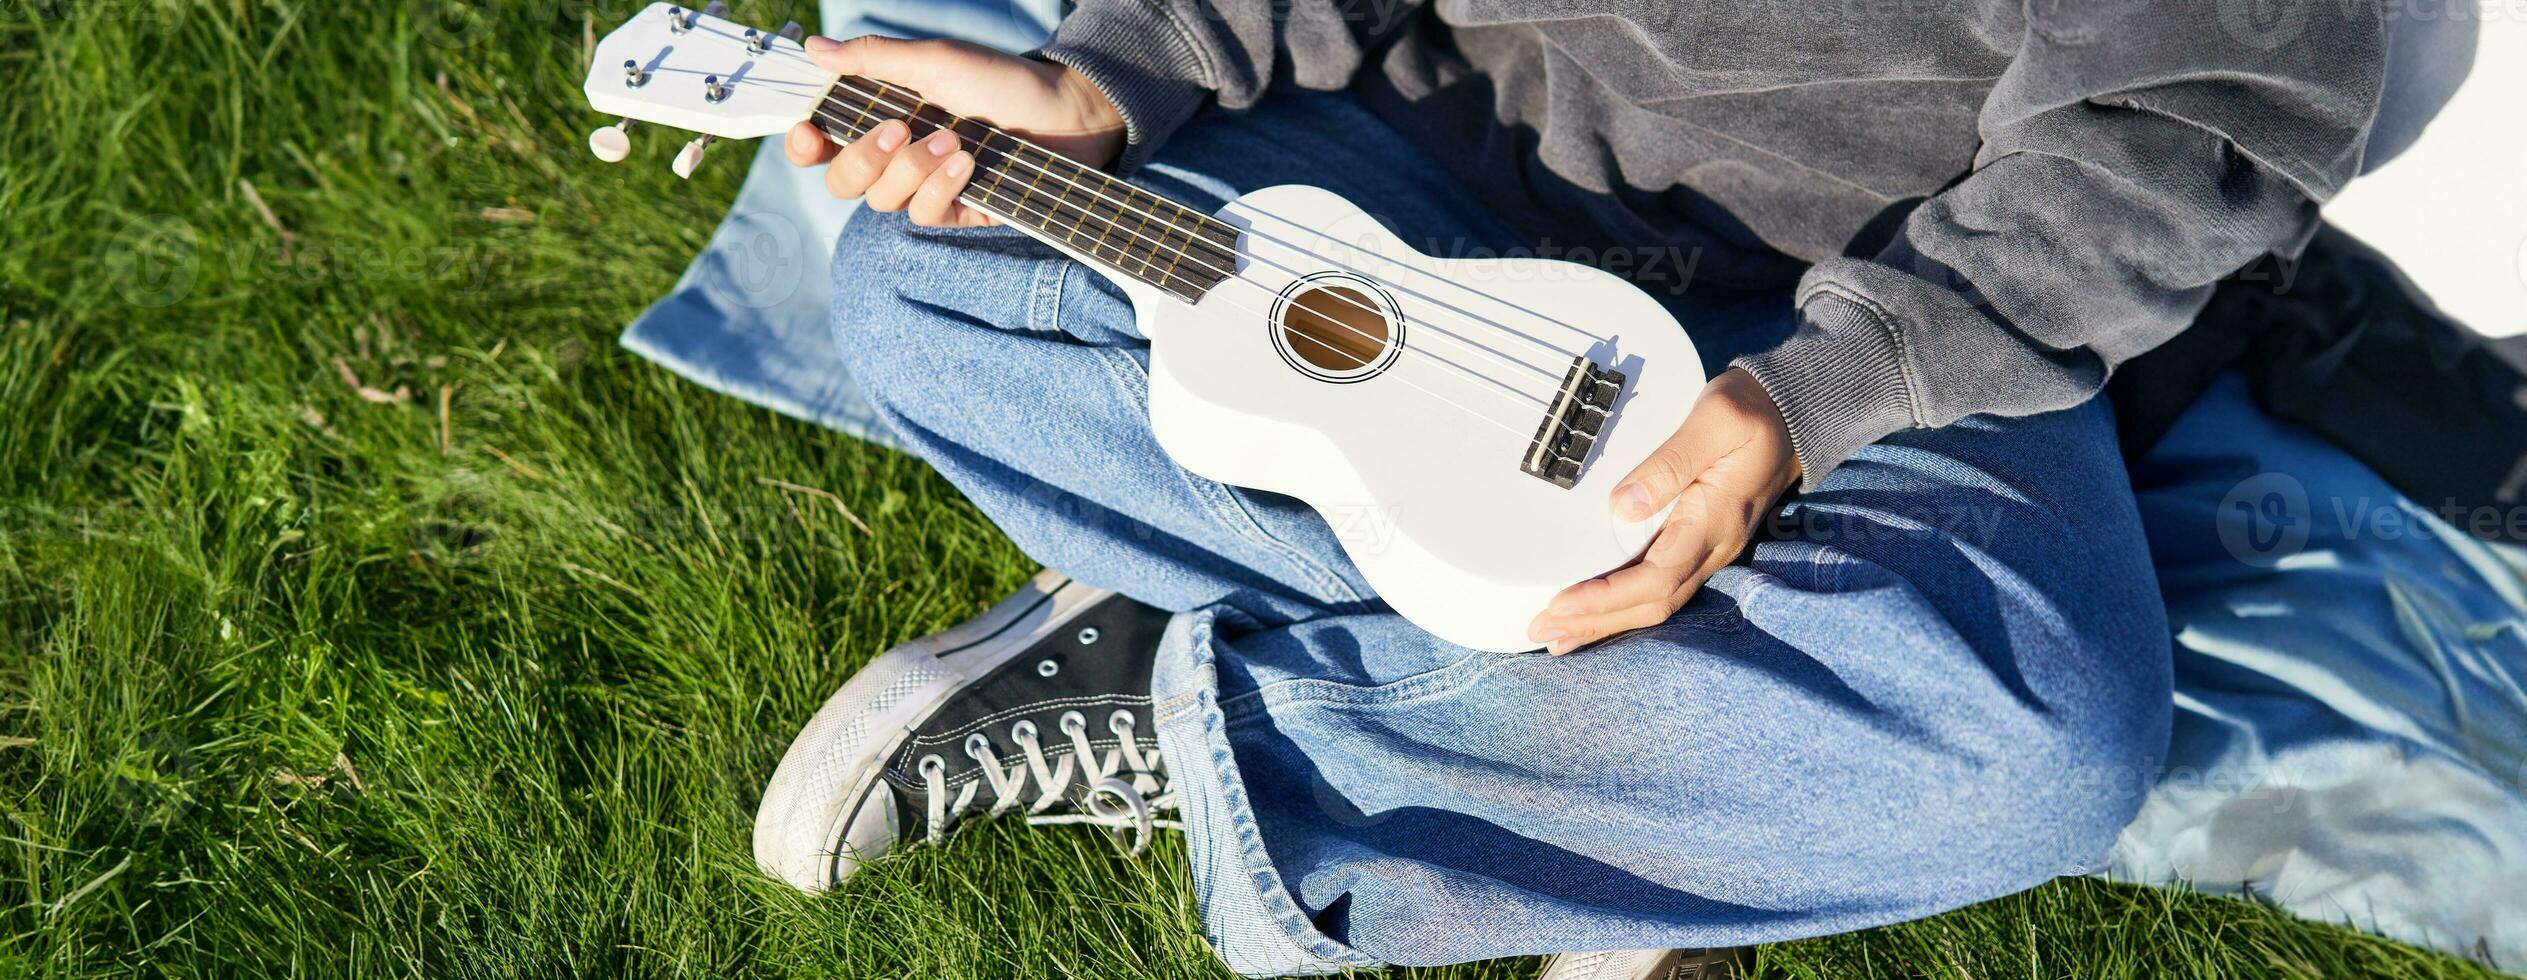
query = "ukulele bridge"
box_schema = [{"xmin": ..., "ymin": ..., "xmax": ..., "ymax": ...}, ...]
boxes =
[{"xmin": 1521, "ymin": 355, "xmax": 1625, "ymax": 489}]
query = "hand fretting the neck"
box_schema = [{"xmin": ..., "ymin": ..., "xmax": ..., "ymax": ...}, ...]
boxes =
[{"xmin": 808, "ymin": 75, "xmax": 1236, "ymax": 303}]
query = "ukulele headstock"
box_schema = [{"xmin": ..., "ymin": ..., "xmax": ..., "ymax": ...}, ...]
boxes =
[{"xmin": 583, "ymin": 3, "xmax": 833, "ymax": 177}]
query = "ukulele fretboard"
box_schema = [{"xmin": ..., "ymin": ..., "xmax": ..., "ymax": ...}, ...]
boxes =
[{"xmin": 810, "ymin": 77, "xmax": 1238, "ymax": 304}]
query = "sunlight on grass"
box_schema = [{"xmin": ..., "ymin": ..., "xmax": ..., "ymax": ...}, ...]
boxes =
[{"xmin": 0, "ymin": 1, "xmax": 2504, "ymax": 977}]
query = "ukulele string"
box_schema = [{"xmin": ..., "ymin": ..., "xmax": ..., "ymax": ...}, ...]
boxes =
[
  {"xmin": 810, "ymin": 84, "xmax": 1632, "ymax": 460},
  {"xmin": 810, "ymin": 109, "xmax": 1552, "ymax": 440},
  {"xmin": 814, "ymin": 79, "xmax": 1587, "ymax": 386},
  {"xmin": 719, "ymin": 39, "xmax": 1589, "ymax": 384},
  {"xmin": 806, "ymin": 106, "xmax": 1560, "ymax": 423},
  {"xmin": 813, "ymin": 87, "xmax": 1572, "ymax": 384}
]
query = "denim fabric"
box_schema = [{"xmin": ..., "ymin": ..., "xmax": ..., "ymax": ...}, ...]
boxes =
[
  {"xmin": 2110, "ymin": 375, "xmax": 2527, "ymax": 966},
  {"xmin": 829, "ymin": 90, "xmax": 2173, "ymax": 974}
]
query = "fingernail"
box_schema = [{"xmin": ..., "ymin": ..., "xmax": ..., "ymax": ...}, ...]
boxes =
[
  {"xmin": 1549, "ymin": 595, "xmax": 1581, "ymax": 616},
  {"xmin": 1547, "ymin": 640, "xmax": 1576, "ymax": 656},
  {"xmin": 1612, "ymin": 482, "xmax": 1653, "ymax": 521},
  {"xmin": 1530, "ymin": 625, "xmax": 1567, "ymax": 644},
  {"xmin": 874, "ymin": 121, "xmax": 905, "ymax": 151},
  {"xmin": 943, "ymin": 151, "xmax": 972, "ymax": 178},
  {"xmin": 805, "ymin": 35, "xmax": 839, "ymax": 52},
  {"xmin": 926, "ymin": 130, "xmax": 958, "ymax": 156}
]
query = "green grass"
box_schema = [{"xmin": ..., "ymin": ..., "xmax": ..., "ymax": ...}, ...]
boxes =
[{"xmin": 0, "ymin": 1, "xmax": 2504, "ymax": 977}]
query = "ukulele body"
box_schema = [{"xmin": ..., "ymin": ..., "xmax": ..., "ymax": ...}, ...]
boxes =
[{"xmin": 1100, "ymin": 185, "xmax": 1704, "ymax": 652}]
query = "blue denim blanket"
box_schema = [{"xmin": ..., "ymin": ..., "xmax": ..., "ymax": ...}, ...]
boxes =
[{"xmin": 619, "ymin": 0, "xmax": 2527, "ymax": 968}]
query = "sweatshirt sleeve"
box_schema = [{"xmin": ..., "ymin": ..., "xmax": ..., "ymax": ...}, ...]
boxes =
[
  {"xmin": 1034, "ymin": 0, "xmax": 1424, "ymax": 174},
  {"xmin": 1735, "ymin": 1, "xmax": 2388, "ymax": 487}
]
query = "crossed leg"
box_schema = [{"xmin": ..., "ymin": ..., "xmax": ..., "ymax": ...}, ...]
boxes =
[{"xmin": 831, "ymin": 91, "xmax": 2173, "ymax": 975}]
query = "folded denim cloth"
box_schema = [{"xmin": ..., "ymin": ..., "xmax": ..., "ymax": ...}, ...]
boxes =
[{"xmin": 2113, "ymin": 375, "xmax": 2527, "ymax": 968}]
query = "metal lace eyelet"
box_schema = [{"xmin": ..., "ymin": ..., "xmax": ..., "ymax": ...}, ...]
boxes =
[
  {"xmin": 1076, "ymin": 627, "xmax": 1100, "ymax": 645},
  {"xmin": 1036, "ymin": 658, "xmax": 1059, "ymax": 677},
  {"xmin": 1058, "ymin": 710, "xmax": 1088, "ymax": 736},
  {"xmin": 1108, "ymin": 710, "xmax": 1135, "ymax": 735},
  {"xmin": 964, "ymin": 732, "xmax": 991, "ymax": 759},
  {"xmin": 918, "ymin": 754, "xmax": 945, "ymax": 778},
  {"xmin": 1010, "ymin": 719, "xmax": 1039, "ymax": 744}
]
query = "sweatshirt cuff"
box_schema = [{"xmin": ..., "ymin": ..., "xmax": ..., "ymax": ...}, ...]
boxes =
[
  {"xmin": 1034, "ymin": 3, "xmax": 1212, "ymax": 175},
  {"xmin": 1731, "ymin": 284, "xmax": 1920, "ymax": 489}
]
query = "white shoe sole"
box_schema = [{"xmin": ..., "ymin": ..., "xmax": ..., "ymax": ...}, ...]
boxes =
[{"xmin": 751, "ymin": 570, "xmax": 1117, "ymax": 892}]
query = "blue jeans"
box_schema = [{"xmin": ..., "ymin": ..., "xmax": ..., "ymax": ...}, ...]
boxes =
[{"xmin": 830, "ymin": 91, "xmax": 2174, "ymax": 974}]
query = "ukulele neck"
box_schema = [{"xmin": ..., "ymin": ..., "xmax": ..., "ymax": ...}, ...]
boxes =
[{"xmin": 809, "ymin": 76, "xmax": 1236, "ymax": 304}]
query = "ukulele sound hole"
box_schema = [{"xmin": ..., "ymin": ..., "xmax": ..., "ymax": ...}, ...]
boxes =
[{"xmin": 1272, "ymin": 274, "xmax": 1403, "ymax": 383}]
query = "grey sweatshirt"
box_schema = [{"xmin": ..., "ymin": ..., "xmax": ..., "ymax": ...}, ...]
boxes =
[{"xmin": 1038, "ymin": 0, "xmax": 2389, "ymax": 484}]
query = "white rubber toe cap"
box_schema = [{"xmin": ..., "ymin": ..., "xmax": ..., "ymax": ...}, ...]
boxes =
[
  {"xmin": 752, "ymin": 648, "xmax": 955, "ymax": 892},
  {"xmin": 752, "ymin": 572, "xmax": 1112, "ymax": 892}
]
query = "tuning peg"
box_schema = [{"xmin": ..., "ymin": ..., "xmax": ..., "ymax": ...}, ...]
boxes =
[
  {"xmin": 673, "ymin": 135, "xmax": 715, "ymax": 179},
  {"xmin": 588, "ymin": 119, "xmax": 636, "ymax": 163},
  {"xmin": 743, "ymin": 27, "xmax": 768, "ymax": 54},
  {"xmin": 622, "ymin": 58, "xmax": 648, "ymax": 88},
  {"xmin": 703, "ymin": 74, "xmax": 729, "ymax": 103},
  {"xmin": 666, "ymin": 5, "xmax": 691, "ymax": 32}
]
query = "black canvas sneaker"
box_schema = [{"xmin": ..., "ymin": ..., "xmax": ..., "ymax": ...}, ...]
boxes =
[
  {"xmin": 753, "ymin": 571, "xmax": 1176, "ymax": 892},
  {"xmin": 1537, "ymin": 947, "xmax": 1756, "ymax": 980}
]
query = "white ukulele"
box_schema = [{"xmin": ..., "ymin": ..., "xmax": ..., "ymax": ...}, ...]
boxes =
[{"xmin": 584, "ymin": 4, "xmax": 1703, "ymax": 652}]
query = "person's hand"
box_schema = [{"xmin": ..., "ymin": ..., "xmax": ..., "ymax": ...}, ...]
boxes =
[
  {"xmin": 1528, "ymin": 369, "xmax": 1801, "ymax": 655},
  {"xmin": 784, "ymin": 34, "xmax": 1126, "ymax": 227}
]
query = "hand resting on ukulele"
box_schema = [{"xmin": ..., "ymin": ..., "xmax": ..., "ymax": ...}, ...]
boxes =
[{"xmin": 787, "ymin": 34, "xmax": 1800, "ymax": 656}]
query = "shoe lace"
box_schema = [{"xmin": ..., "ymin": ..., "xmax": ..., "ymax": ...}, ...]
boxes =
[{"xmin": 917, "ymin": 707, "xmax": 1180, "ymax": 856}]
